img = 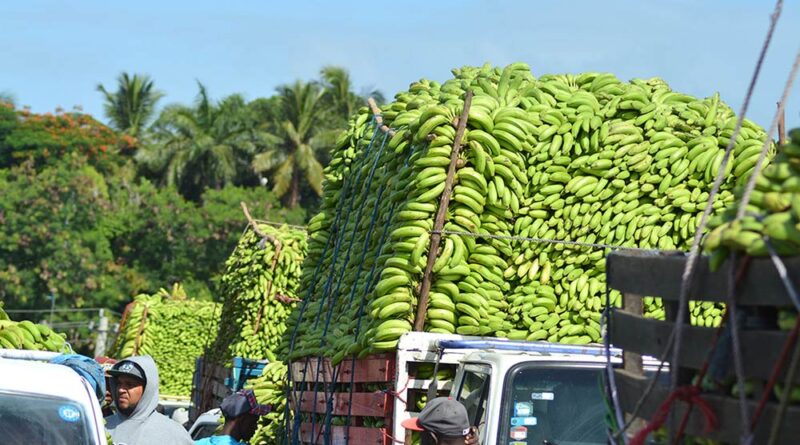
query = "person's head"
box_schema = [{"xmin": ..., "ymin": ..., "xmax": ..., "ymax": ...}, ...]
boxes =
[
  {"xmin": 108, "ymin": 359, "xmax": 147, "ymax": 416},
  {"xmin": 96, "ymin": 357, "xmax": 118, "ymax": 409},
  {"xmin": 219, "ymin": 390, "xmax": 270, "ymax": 441},
  {"xmin": 402, "ymin": 397, "xmax": 471, "ymax": 445}
]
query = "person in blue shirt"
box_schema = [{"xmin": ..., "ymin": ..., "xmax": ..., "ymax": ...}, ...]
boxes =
[{"xmin": 195, "ymin": 389, "xmax": 270, "ymax": 445}]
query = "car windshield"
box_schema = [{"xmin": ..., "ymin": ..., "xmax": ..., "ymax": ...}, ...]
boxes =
[
  {"xmin": 0, "ymin": 391, "xmax": 92, "ymax": 445},
  {"xmin": 499, "ymin": 365, "xmax": 607, "ymax": 445}
]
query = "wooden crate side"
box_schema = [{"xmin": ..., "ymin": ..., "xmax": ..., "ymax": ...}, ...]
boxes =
[
  {"xmin": 295, "ymin": 391, "xmax": 391, "ymax": 417},
  {"xmin": 616, "ymin": 369, "xmax": 800, "ymax": 445},
  {"xmin": 610, "ymin": 311, "xmax": 799, "ymax": 383},
  {"xmin": 298, "ymin": 424, "xmax": 389, "ymax": 445},
  {"xmin": 606, "ymin": 251, "xmax": 799, "ymax": 307},
  {"xmin": 291, "ymin": 355, "xmax": 395, "ymax": 383}
]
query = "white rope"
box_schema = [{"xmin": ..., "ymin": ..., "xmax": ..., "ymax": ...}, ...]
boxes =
[{"xmin": 432, "ymin": 229, "xmax": 663, "ymax": 253}]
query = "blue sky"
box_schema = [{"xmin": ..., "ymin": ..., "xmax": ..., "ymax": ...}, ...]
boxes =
[{"xmin": 1, "ymin": 1, "xmax": 798, "ymax": 130}]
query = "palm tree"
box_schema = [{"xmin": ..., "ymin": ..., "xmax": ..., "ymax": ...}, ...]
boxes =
[
  {"xmin": 139, "ymin": 82, "xmax": 257, "ymax": 200},
  {"xmin": 251, "ymin": 80, "xmax": 330, "ymax": 209},
  {"xmin": 320, "ymin": 66, "xmax": 384, "ymax": 121},
  {"xmin": 97, "ymin": 73, "xmax": 164, "ymax": 138}
]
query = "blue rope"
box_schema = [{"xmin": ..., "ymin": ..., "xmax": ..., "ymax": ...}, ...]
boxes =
[
  {"xmin": 312, "ymin": 131, "xmax": 390, "ymax": 444},
  {"xmin": 285, "ymin": 120, "xmax": 380, "ymax": 445},
  {"xmin": 342, "ymin": 142, "xmax": 417, "ymax": 443},
  {"xmin": 304, "ymin": 132, "xmax": 382, "ymax": 442},
  {"xmin": 290, "ymin": 122, "xmax": 381, "ymax": 444}
]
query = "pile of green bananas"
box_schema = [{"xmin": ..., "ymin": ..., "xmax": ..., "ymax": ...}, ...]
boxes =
[
  {"xmin": 0, "ymin": 304, "xmax": 71, "ymax": 352},
  {"xmin": 706, "ymin": 128, "xmax": 800, "ymax": 258},
  {"xmin": 246, "ymin": 361, "xmax": 289, "ymax": 444},
  {"xmin": 283, "ymin": 63, "xmax": 771, "ymax": 361},
  {"xmin": 111, "ymin": 284, "xmax": 220, "ymax": 397},
  {"xmin": 206, "ymin": 224, "xmax": 306, "ymax": 365},
  {"xmin": 705, "ymin": 129, "xmax": 800, "ymax": 403}
]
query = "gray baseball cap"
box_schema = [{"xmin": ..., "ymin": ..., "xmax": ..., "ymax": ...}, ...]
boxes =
[
  {"xmin": 107, "ymin": 359, "xmax": 147, "ymax": 384},
  {"xmin": 401, "ymin": 397, "xmax": 470, "ymax": 438}
]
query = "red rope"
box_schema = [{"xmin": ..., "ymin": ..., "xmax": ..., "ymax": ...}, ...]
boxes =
[
  {"xmin": 630, "ymin": 386, "xmax": 718, "ymax": 445},
  {"xmin": 751, "ymin": 313, "xmax": 800, "ymax": 428},
  {"xmin": 662, "ymin": 257, "xmax": 748, "ymax": 444},
  {"xmin": 381, "ymin": 429, "xmax": 406, "ymax": 444}
]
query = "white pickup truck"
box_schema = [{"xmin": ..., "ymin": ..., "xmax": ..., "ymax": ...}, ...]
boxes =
[
  {"xmin": 390, "ymin": 333, "xmax": 663, "ymax": 445},
  {"xmin": 0, "ymin": 349, "xmax": 106, "ymax": 445}
]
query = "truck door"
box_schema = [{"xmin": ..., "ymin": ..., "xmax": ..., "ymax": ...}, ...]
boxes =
[
  {"xmin": 498, "ymin": 364, "xmax": 607, "ymax": 445},
  {"xmin": 453, "ymin": 363, "xmax": 491, "ymax": 442}
]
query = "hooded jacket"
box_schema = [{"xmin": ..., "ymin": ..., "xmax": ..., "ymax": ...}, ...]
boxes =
[{"xmin": 106, "ymin": 355, "xmax": 193, "ymax": 445}]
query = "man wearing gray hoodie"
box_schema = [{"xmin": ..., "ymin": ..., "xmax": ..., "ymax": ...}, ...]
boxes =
[{"xmin": 106, "ymin": 355, "xmax": 193, "ymax": 445}]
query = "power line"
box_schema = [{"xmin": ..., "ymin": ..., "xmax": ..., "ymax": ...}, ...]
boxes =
[{"xmin": 3, "ymin": 307, "xmax": 122, "ymax": 316}]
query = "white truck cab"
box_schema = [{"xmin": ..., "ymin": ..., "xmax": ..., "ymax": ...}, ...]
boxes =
[
  {"xmin": 393, "ymin": 333, "xmax": 660, "ymax": 445},
  {"xmin": 451, "ymin": 345, "xmax": 616, "ymax": 445},
  {"xmin": 0, "ymin": 349, "xmax": 106, "ymax": 445}
]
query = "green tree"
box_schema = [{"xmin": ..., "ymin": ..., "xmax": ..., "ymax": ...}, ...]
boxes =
[
  {"xmin": 251, "ymin": 80, "xmax": 331, "ymax": 209},
  {"xmin": 97, "ymin": 73, "xmax": 164, "ymax": 138},
  {"xmin": 0, "ymin": 157, "xmax": 134, "ymax": 311},
  {"xmin": 320, "ymin": 66, "xmax": 384, "ymax": 121},
  {"xmin": 0, "ymin": 103, "xmax": 123, "ymax": 173},
  {"xmin": 139, "ymin": 83, "xmax": 258, "ymax": 200}
]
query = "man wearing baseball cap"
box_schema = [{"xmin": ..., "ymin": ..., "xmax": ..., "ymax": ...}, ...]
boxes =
[
  {"xmin": 402, "ymin": 397, "xmax": 476, "ymax": 445},
  {"xmin": 106, "ymin": 355, "xmax": 193, "ymax": 445},
  {"xmin": 96, "ymin": 356, "xmax": 117, "ymax": 417},
  {"xmin": 195, "ymin": 389, "xmax": 271, "ymax": 445}
]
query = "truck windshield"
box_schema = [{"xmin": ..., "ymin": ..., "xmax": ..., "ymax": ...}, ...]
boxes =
[
  {"xmin": 499, "ymin": 365, "xmax": 606, "ymax": 445},
  {"xmin": 0, "ymin": 391, "xmax": 92, "ymax": 445}
]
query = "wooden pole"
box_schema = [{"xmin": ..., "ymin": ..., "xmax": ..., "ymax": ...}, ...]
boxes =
[
  {"xmin": 413, "ymin": 91, "xmax": 473, "ymax": 332},
  {"xmin": 621, "ymin": 293, "xmax": 646, "ymax": 439},
  {"xmin": 367, "ymin": 98, "xmax": 396, "ymax": 136},
  {"xmin": 778, "ymin": 102, "xmax": 786, "ymax": 146}
]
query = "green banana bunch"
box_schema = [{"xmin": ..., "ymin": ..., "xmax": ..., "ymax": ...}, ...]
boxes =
[
  {"xmin": 283, "ymin": 63, "xmax": 770, "ymax": 362},
  {"xmin": 208, "ymin": 224, "xmax": 306, "ymax": 367},
  {"xmin": 706, "ymin": 128, "xmax": 800, "ymax": 259},
  {"xmin": 0, "ymin": 306, "xmax": 71, "ymax": 352},
  {"xmin": 110, "ymin": 284, "xmax": 220, "ymax": 397},
  {"xmin": 705, "ymin": 127, "xmax": 800, "ymax": 376},
  {"xmin": 245, "ymin": 361, "xmax": 289, "ymax": 444}
]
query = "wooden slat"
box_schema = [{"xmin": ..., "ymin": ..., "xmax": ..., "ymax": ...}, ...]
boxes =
[
  {"xmin": 616, "ymin": 370, "xmax": 800, "ymax": 444},
  {"xmin": 212, "ymin": 380, "xmax": 231, "ymax": 399},
  {"xmin": 298, "ymin": 424, "xmax": 388, "ymax": 445},
  {"xmin": 611, "ymin": 310, "xmax": 800, "ymax": 383},
  {"xmin": 295, "ymin": 391, "xmax": 391, "ymax": 417},
  {"xmin": 291, "ymin": 355, "xmax": 395, "ymax": 383},
  {"xmin": 200, "ymin": 359, "xmax": 229, "ymax": 381},
  {"xmin": 606, "ymin": 251, "xmax": 799, "ymax": 306}
]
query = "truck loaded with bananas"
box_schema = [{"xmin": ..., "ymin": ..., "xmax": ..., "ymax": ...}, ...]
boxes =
[
  {"xmin": 282, "ymin": 63, "xmax": 772, "ymax": 363},
  {"xmin": 205, "ymin": 223, "xmax": 306, "ymax": 366},
  {"xmin": 111, "ymin": 284, "xmax": 220, "ymax": 397},
  {"xmin": 245, "ymin": 361, "xmax": 289, "ymax": 445},
  {"xmin": 0, "ymin": 303, "xmax": 71, "ymax": 352},
  {"xmin": 706, "ymin": 126, "xmax": 799, "ymax": 334}
]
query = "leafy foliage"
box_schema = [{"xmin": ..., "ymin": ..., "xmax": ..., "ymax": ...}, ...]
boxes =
[
  {"xmin": 251, "ymin": 80, "xmax": 331, "ymax": 208},
  {"xmin": 0, "ymin": 66, "xmax": 378, "ymax": 350},
  {"xmin": 97, "ymin": 73, "xmax": 164, "ymax": 138},
  {"xmin": 0, "ymin": 153, "xmax": 302, "ymax": 313},
  {"xmin": 0, "ymin": 102, "xmax": 127, "ymax": 173},
  {"xmin": 138, "ymin": 83, "xmax": 262, "ymax": 200}
]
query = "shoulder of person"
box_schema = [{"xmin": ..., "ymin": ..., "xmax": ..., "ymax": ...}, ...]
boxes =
[{"xmin": 104, "ymin": 413, "xmax": 123, "ymax": 429}]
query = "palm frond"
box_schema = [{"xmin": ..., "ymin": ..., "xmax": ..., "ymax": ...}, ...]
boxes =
[{"xmin": 271, "ymin": 156, "xmax": 295, "ymax": 198}]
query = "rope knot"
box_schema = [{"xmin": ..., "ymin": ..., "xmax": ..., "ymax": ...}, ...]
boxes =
[{"xmin": 630, "ymin": 385, "xmax": 718, "ymax": 445}]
